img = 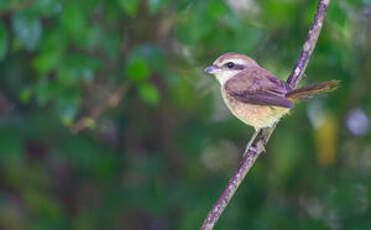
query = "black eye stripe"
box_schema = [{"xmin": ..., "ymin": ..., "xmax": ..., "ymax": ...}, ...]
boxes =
[
  {"xmin": 233, "ymin": 64, "xmax": 245, "ymax": 70},
  {"xmin": 223, "ymin": 62, "xmax": 245, "ymax": 70}
]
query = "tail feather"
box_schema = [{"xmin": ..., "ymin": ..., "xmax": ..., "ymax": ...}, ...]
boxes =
[{"xmin": 286, "ymin": 80, "xmax": 340, "ymax": 100}]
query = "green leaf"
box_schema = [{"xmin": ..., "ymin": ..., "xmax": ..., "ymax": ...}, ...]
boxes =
[
  {"xmin": 60, "ymin": 3, "xmax": 86, "ymax": 42},
  {"xmin": 119, "ymin": 0, "xmax": 140, "ymax": 16},
  {"xmin": 19, "ymin": 87, "xmax": 32, "ymax": 104},
  {"xmin": 40, "ymin": 28, "xmax": 68, "ymax": 52},
  {"xmin": 138, "ymin": 83, "xmax": 160, "ymax": 105},
  {"xmin": 125, "ymin": 57, "xmax": 151, "ymax": 82},
  {"xmin": 0, "ymin": 21, "xmax": 8, "ymax": 60},
  {"xmin": 12, "ymin": 13, "xmax": 42, "ymax": 51},
  {"xmin": 33, "ymin": 49, "xmax": 63, "ymax": 75},
  {"xmin": 207, "ymin": 0, "xmax": 227, "ymax": 19}
]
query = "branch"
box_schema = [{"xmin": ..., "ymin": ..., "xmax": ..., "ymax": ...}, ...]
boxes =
[
  {"xmin": 200, "ymin": 0, "xmax": 331, "ymax": 229},
  {"xmin": 70, "ymin": 83, "xmax": 129, "ymax": 133},
  {"xmin": 287, "ymin": 0, "xmax": 330, "ymax": 88}
]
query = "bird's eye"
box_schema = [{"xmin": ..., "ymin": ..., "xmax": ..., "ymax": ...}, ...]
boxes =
[{"xmin": 226, "ymin": 62, "xmax": 235, "ymax": 69}]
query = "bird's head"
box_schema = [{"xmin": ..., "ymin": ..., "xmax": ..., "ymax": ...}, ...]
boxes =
[{"xmin": 204, "ymin": 52, "xmax": 258, "ymax": 85}]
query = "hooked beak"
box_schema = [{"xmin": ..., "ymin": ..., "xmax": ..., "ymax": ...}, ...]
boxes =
[{"xmin": 204, "ymin": 65, "xmax": 219, "ymax": 74}]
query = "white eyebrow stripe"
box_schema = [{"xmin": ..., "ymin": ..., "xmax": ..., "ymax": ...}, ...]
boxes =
[{"xmin": 219, "ymin": 58, "xmax": 248, "ymax": 66}]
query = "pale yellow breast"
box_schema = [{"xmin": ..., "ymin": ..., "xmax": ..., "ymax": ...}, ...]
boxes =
[{"xmin": 221, "ymin": 88, "xmax": 290, "ymax": 129}]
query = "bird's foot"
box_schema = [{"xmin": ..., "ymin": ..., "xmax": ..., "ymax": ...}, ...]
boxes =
[
  {"xmin": 242, "ymin": 141, "xmax": 266, "ymax": 158},
  {"xmin": 256, "ymin": 141, "xmax": 266, "ymax": 153}
]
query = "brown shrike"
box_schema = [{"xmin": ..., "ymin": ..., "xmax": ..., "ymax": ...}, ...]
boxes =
[{"xmin": 204, "ymin": 52, "xmax": 338, "ymax": 152}]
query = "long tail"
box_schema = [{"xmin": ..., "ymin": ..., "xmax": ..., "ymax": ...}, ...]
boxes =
[{"xmin": 286, "ymin": 80, "xmax": 340, "ymax": 100}]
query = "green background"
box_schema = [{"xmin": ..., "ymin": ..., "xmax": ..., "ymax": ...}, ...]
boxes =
[{"xmin": 0, "ymin": 0, "xmax": 370, "ymax": 229}]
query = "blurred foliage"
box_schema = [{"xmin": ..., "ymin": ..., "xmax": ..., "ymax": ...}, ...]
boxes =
[{"xmin": 0, "ymin": 0, "xmax": 371, "ymax": 229}]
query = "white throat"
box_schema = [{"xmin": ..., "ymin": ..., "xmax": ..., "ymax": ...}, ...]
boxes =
[{"xmin": 214, "ymin": 71, "xmax": 239, "ymax": 85}]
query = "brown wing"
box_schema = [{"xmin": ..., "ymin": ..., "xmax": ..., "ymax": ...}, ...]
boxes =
[{"xmin": 224, "ymin": 65, "xmax": 294, "ymax": 108}]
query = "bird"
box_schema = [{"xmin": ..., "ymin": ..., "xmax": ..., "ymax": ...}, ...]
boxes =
[{"xmin": 204, "ymin": 52, "xmax": 339, "ymax": 153}]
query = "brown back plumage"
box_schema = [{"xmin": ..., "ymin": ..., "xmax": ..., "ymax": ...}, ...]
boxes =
[{"xmin": 224, "ymin": 65, "xmax": 294, "ymax": 108}]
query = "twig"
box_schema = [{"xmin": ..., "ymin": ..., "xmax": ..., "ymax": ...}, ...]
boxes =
[
  {"xmin": 70, "ymin": 83, "xmax": 129, "ymax": 133},
  {"xmin": 200, "ymin": 0, "xmax": 331, "ymax": 229}
]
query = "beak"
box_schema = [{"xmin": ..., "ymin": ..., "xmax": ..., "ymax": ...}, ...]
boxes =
[{"xmin": 204, "ymin": 65, "xmax": 219, "ymax": 74}]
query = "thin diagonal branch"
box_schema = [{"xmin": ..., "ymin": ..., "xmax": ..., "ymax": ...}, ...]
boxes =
[
  {"xmin": 70, "ymin": 83, "xmax": 129, "ymax": 133},
  {"xmin": 200, "ymin": 1, "xmax": 331, "ymax": 229},
  {"xmin": 287, "ymin": 0, "xmax": 331, "ymax": 88}
]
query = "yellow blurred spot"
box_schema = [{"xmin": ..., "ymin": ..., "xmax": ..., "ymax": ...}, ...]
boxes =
[{"xmin": 313, "ymin": 112, "xmax": 338, "ymax": 166}]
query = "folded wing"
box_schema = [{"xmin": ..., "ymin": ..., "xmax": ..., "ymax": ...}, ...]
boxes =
[{"xmin": 224, "ymin": 66, "xmax": 294, "ymax": 108}]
